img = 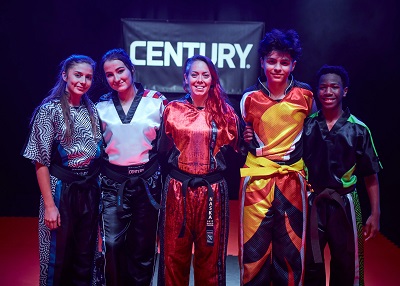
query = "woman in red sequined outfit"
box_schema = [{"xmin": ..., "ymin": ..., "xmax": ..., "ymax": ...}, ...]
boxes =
[{"xmin": 157, "ymin": 55, "xmax": 246, "ymax": 286}]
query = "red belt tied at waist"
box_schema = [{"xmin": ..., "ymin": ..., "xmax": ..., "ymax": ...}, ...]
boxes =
[
  {"xmin": 101, "ymin": 159, "xmax": 162, "ymax": 212},
  {"xmin": 169, "ymin": 168, "xmax": 224, "ymax": 246}
]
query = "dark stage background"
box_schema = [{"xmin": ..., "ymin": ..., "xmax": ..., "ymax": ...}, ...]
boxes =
[{"xmin": 1, "ymin": 0, "xmax": 399, "ymax": 247}]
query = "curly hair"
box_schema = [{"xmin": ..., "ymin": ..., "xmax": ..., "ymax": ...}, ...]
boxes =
[{"xmin": 258, "ymin": 29, "xmax": 302, "ymax": 61}]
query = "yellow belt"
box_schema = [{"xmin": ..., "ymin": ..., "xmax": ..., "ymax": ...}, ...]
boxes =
[{"xmin": 240, "ymin": 152, "xmax": 304, "ymax": 177}]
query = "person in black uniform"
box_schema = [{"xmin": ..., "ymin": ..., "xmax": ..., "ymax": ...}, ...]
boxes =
[{"xmin": 303, "ymin": 65, "xmax": 382, "ymax": 286}]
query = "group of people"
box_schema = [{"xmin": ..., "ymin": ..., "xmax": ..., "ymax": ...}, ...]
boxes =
[
  {"xmin": 239, "ymin": 29, "xmax": 381, "ymax": 286},
  {"xmin": 21, "ymin": 27, "xmax": 381, "ymax": 286}
]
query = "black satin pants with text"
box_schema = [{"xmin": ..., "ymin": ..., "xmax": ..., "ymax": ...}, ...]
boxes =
[{"xmin": 100, "ymin": 175, "xmax": 161, "ymax": 286}]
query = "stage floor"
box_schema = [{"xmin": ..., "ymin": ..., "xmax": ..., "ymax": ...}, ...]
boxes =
[{"xmin": 1, "ymin": 200, "xmax": 399, "ymax": 286}]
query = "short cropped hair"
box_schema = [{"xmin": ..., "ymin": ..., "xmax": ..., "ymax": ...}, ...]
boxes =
[{"xmin": 316, "ymin": 64, "xmax": 350, "ymax": 88}]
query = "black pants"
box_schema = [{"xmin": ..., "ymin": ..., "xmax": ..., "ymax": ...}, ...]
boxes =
[
  {"xmin": 100, "ymin": 172, "xmax": 161, "ymax": 286},
  {"xmin": 53, "ymin": 182, "xmax": 100, "ymax": 286},
  {"xmin": 304, "ymin": 192, "xmax": 357, "ymax": 286}
]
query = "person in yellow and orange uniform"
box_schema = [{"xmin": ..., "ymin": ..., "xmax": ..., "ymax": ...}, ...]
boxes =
[{"xmin": 239, "ymin": 28, "xmax": 316, "ymax": 286}]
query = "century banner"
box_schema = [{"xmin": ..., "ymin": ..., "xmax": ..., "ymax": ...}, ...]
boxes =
[{"xmin": 122, "ymin": 19, "xmax": 265, "ymax": 95}]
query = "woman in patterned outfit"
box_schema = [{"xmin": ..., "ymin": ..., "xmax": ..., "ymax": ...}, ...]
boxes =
[
  {"xmin": 21, "ymin": 54, "xmax": 103, "ymax": 286},
  {"xmin": 303, "ymin": 65, "xmax": 382, "ymax": 286},
  {"xmin": 157, "ymin": 55, "xmax": 246, "ymax": 286},
  {"xmin": 239, "ymin": 29, "xmax": 316, "ymax": 286},
  {"xmin": 95, "ymin": 48, "xmax": 168, "ymax": 285}
]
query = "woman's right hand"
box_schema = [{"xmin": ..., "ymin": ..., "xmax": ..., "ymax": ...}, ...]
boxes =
[
  {"xmin": 35, "ymin": 162, "xmax": 61, "ymax": 230},
  {"xmin": 44, "ymin": 205, "xmax": 60, "ymax": 230}
]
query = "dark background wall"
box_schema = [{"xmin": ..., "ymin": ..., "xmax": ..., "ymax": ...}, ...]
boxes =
[{"xmin": 1, "ymin": 0, "xmax": 399, "ymax": 246}]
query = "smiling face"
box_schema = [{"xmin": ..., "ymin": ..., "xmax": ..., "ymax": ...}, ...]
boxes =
[
  {"xmin": 62, "ymin": 62, "xmax": 93, "ymax": 97},
  {"xmin": 317, "ymin": 73, "xmax": 348, "ymax": 111},
  {"xmin": 261, "ymin": 50, "xmax": 296, "ymax": 87},
  {"xmin": 184, "ymin": 60, "xmax": 212, "ymax": 99},
  {"xmin": 103, "ymin": 59, "xmax": 134, "ymax": 93}
]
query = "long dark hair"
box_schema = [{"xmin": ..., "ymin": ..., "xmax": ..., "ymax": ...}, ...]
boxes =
[
  {"xmin": 31, "ymin": 54, "xmax": 98, "ymax": 138},
  {"xmin": 183, "ymin": 55, "xmax": 235, "ymax": 128},
  {"xmin": 100, "ymin": 48, "xmax": 135, "ymax": 92}
]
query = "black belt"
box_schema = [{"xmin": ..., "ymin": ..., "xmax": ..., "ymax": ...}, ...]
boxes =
[
  {"xmin": 49, "ymin": 163, "xmax": 100, "ymax": 188},
  {"xmin": 310, "ymin": 187, "xmax": 355, "ymax": 263},
  {"xmin": 169, "ymin": 168, "xmax": 223, "ymax": 246},
  {"xmin": 49, "ymin": 162, "xmax": 101, "ymax": 220},
  {"xmin": 101, "ymin": 160, "xmax": 162, "ymax": 212}
]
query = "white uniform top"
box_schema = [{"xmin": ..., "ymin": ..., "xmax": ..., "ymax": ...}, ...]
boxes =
[{"xmin": 96, "ymin": 82, "xmax": 167, "ymax": 166}]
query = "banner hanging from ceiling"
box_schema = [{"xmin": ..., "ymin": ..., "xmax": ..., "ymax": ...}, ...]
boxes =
[{"xmin": 122, "ymin": 19, "xmax": 265, "ymax": 95}]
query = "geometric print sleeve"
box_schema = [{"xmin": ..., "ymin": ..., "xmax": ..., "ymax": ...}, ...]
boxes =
[{"xmin": 22, "ymin": 104, "xmax": 55, "ymax": 167}]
